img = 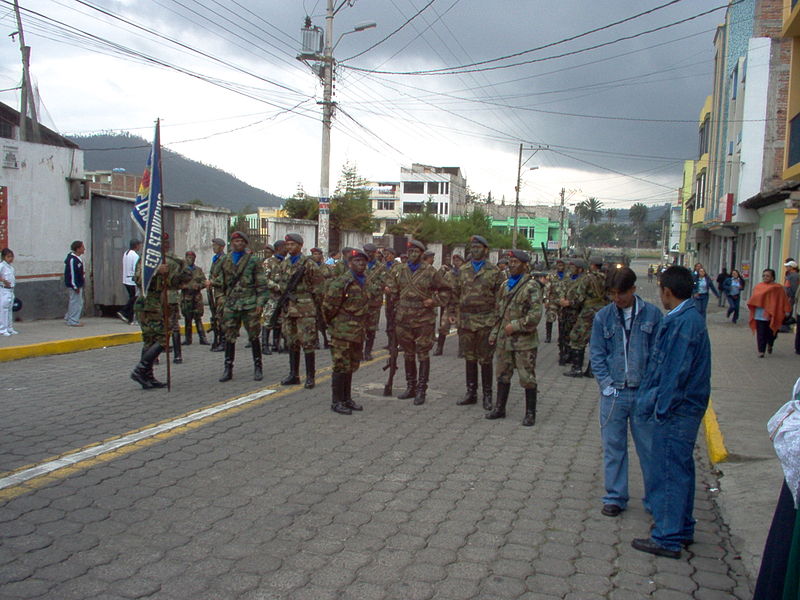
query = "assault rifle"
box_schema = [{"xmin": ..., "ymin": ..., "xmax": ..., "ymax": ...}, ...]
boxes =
[
  {"xmin": 267, "ymin": 262, "xmax": 306, "ymax": 329},
  {"xmin": 382, "ymin": 298, "xmax": 398, "ymax": 396}
]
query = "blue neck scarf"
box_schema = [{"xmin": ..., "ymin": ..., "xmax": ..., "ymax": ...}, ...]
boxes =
[
  {"xmin": 368, "ymin": 260, "xmax": 376, "ymax": 269},
  {"xmin": 570, "ymin": 273, "xmax": 579, "ymax": 280},
  {"xmin": 471, "ymin": 260, "xmax": 485, "ymax": 273},
  {"xmin": 290, "ymin": 254, "xmax": 301, "ymax": 265},
  {"xmin": 409, "ymin": 262, "xmax": 420, "ymax": 273},
  {"xmin": 231, "ymin": 251, "xmax": 244, "ymax": 265},
  {"xmin": 352, "ymin": 270, "xmax": 366, "ymax": 286},
  {"xmin": 275, "ymin": 254, "xmax": 285, "ymax": 261},
  {"xmin": 507, "ymin": 273, "xmax": 523, "ymax": 290},
  {"xmin": 386, "ymin": 261, "xmax": 393, "ymax": 270},
  {"xmin": 188, "ymin": 264, "xmax": 195, "ymax": 271},
  {"xmin": 212, "ymin": 253, "xmax": 221, "ymax": 264},
  {"xmin": 557, "ymin": 270, "xmax": 564, "ymax": 279}
]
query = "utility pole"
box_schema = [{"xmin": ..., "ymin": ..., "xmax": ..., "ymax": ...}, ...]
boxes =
[
  {"xmin": 559, "ymin": 187, "xmax": 566, "ymax": 258},
  {"xmin": 317, "ymin": 0, "xmax": 335, "ymax": 255},
  {"xmin": 12, "ymin": 0, "xmax": 40, "ymax": 143},
  {"xmin": 512, "ymin": 143, "xmax": 522, "ymax": 250}
]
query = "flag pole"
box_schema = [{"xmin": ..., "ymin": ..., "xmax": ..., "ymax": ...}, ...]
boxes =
[{"xmin": 155, "ymin": 119, "xmax": 171, "ymax": 392}]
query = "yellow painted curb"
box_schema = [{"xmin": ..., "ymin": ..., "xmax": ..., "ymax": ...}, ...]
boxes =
[
  {"xmin": 703, "ymin": 398, "xmax": 729, "ymax": 464},
  {"xmin": 0, "ymin": 323, "xmax": 210, "ymax": 363}
]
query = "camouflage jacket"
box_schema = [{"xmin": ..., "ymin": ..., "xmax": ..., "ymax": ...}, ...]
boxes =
[
  {"xmin": 386, "ymin": 262, "xmax": 452, "ymax": 326},
  {"xmin": 275, "ymin": 254, "xmax": 324, "ymax": 319},
  {"xmin": 490, "ymin": 274, "xmax": 543, "ymax": 351},
  {"xmin": 135, "ymin": 253, "xmax": 188, "ymax": 312},
  {"xmin": 213, "ymin": 252, "xmax": 267, "ymax": 312},
  {"xmin": 209, "ymin": 252, "xmax": 226, "ymax": 297},
  {"xmin": 322, "ymin": 270, "xmax": 382, "ymax": 342},
  {"xmin": 365, "ymin": 261, "xmax": 386, "ymax": 308},
  {"xmin": 264, "ymin": 256, "xmax": 283, "ymax": 298},
  {"xmin": 453, "ymin": 261, "xmax": 504, "ymax": 331},
  {"xmin": 570, "ymin": 270, "xmax": 607, "ymax": 312},
  {"xmin": 180, "ymin": 265, "xmax": 206, "ymax": 299},
  {"xmin": 546, "ymin": 270, "xmax": 569, "ymax": 309},
  {"xmin": 564, "ymin": 274, "xmax": 583, "ymax": 309}
]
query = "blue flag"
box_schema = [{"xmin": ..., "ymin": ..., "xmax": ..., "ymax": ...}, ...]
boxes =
[{"xmin": 131, "ymin": 120, "xmax": 163, "ymax": 297}]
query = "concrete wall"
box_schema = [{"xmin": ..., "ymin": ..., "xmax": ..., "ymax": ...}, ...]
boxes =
[
  {"xmin": 267, "ymin": 218, "xmax": 317, "ymax": 249},
  {"xmin": 339, "ymin": 230, "xmax": 372, "ymax": 252},
  {"xmin": 172, "ymin": 205, "xmax": 229, "ymax": 275},
  {"xmin": 3, "ymin": 140, "xmax": 87, "ymax": 320}
]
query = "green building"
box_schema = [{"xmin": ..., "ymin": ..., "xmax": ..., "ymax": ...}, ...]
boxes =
[{"xmin": 491, "ymin": 215, "xmax": 565, "ymax": 250}]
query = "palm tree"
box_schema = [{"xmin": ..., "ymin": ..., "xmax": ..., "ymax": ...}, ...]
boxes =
[
  {"xmin": 629, "ymin": 203, "xmax": 648, "ymax": 257},
  {"xmin": 584, "ymin": 197, "xmax": 603, "ymax": 225},
  {"xmin": 606, "ymin": 208, "xmax": 617, "ymax": 223}
]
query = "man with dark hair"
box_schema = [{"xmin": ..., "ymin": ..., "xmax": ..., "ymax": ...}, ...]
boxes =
[
  {"xmin": 118, "ymin": 239, "xmax": 141, "ymax": 324},
  {"xmin": 207, "ymin": 237, "xmax": 227, "ymax": 352},
  {"xmin": 590, "ymin": 267, "xmax": 662, "ymax": 518},
  {"xmin": 632, "ymin": 266, "xmax": 711, "ymax": 559},
  {"xmin": 64, "ymin": 240, "xmax": 86, "ymax": 327}
]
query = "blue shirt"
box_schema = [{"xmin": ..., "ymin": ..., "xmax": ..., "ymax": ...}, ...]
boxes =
[
  {"xmin": 409, "ymin": 262, "xmax": 420, "ymax": 273},
  {"xmin": 290, "ymin": 254, "xmax": 301, "ymax": 265},
  {"xmin": 471, "ymin": 260, "xmax": 485, "ymax": 273},
  {"xmin": 351, "ymin": 270, "xmax": 366, "ymax": 286},
  {"xmin": 507, "ymin": 273, "xmax": 522, "ymax": 290},
  {"xmin": 231, "ymin": 251, "xmax": 244, "ymax": 265},
  {"xmin": 212, "ymin": 253, "xmax": 222, "ymax": 264}
]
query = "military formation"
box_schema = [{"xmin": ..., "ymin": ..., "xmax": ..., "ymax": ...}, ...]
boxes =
[{"xmin": 128, "ymin": 231, "xmax": 613, "ymax": 424}]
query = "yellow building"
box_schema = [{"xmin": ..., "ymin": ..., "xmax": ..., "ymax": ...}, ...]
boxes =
[{"xmin": 783, "ymin": 1, "xmax": 800, "ymax": 179}]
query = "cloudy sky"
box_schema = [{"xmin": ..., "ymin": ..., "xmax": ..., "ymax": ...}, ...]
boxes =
[{"xmin": 0, "ymin": 0, "xmax": 724, "ymax": 209}]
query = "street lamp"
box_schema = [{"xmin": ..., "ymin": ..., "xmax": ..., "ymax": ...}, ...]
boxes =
[
  {"xmin": 333, "ymin": 21, "xmax": 376, "ymax": 50},
  {"xmin": 512, "ymin": 142, "xmax": 540, "ymax": 249}
]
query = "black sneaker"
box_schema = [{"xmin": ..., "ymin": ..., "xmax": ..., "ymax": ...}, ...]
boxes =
[
  {"xmin": 631, "ymin": 538, "xmax": 681, "ymax": 559},
  {"xmin": 601, "ymin": 504, "xmax": 622, "ymax": 517}
]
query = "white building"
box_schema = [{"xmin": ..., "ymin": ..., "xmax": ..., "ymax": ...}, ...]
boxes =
[
  {"xmin": 363, "ymin": 181, "xmax": 401, "ymax": 235},
  {"xmin": 399, "ymin": 164, "xmax": 467, "ymax": 219}
]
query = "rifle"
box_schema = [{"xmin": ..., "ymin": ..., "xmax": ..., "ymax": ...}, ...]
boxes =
[
  {"xmin": 382, "ymin": 325, "xmax": 398, "ymax": 396},
  {"xmin": 541, "ymin": 242, "xmax": 550, "ymax": 270},
  {"xmin": 267, "ymin": 262, "xmax": 306, "ymax": 329}
]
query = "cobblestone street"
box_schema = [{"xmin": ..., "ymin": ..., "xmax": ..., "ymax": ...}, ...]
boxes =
[{"xmin": 0, "ymin": 280, "xmax": 754, "ymax": 599}]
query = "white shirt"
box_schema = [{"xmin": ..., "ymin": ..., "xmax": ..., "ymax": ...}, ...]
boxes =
[
  {"xmin": 0, "ymin": 260, "xmax": 15, "ymax": 289},
  {"xmin": 123, "ymin": 249, "xmax": 139, "ymax": 286}
]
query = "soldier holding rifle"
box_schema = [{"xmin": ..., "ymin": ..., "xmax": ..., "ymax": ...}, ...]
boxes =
[{"xmin": 207, "ymin": 237, "xmax": 226, "ymax": 352}]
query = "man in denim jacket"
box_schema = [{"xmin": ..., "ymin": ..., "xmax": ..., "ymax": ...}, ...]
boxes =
[
  {"xmin": 632, "ymin": 266, "xmax": 711, "ymax": 559},
  {"xmin": 590, "ymin": 267, "xmax": 662, "ymax": 519}
]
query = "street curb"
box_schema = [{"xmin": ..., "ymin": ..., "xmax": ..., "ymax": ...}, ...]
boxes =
[
  {"xmin": 0, "ymin": 323, "xmax": 210, "ymax": 363},
  {"xmin": 703, "ymin": 398, "xmax": 729, "ymax": 464}
]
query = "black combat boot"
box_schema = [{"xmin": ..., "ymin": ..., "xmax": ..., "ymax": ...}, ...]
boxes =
[
  {"xmin": 144, "ymin": 344, "xmax": 167, "ymax": 389},
  {"xmin": 397, "ymin": 358, "xmax": 417, "ymax": 399},
  {"xmin": 522, "ymin": 387, "xmax": 537, "ymax": 427},
  {"xmin": 322, "ymin": 328, "xmax": 330, "ymax": 349},
  {"xmin": 480, "ymin": 363, "xmax": 493, "ymax": 410},
  {"xmin": 210, "ymin": 327, "xmax": 219, "ymax": 351},
  {"xmin": 331, "ymin": 372, "xmax": 351, "ymax": 415},
  {"xmin": 252, "ymin": 339, "xmax": 263, "ymax": 381},
  {"xmin": 272, "ymin": 327, "xmax": 282, "ymax": 353},
  {"xmin": 183, "ymin": 317, "xmax": 193, "ymax": 345},
  {"xmin": 457, "ymin": 361, "xmax": 478, "ymax": 405},
  {"xmin": 545, "ymin": 321, "xmax": 553, "ymax": 343},
  {"xmin": 281, "ymin": 350, "xmax": 301, "ymax": 385},
  {"xmin": 343, "ymin": 373, "xmax": 363, "ymax": 411},
  {"xmin": 564, "ymin": 349, "xmax": 584, "ymax": 377},
  {"xmin": 557, "ymin": 340, "xmax": 568, "ymax": 365},
  {"xmin": 304, "ymin": 352, "xmax": 316, "ymax": 389},
  {"xmin": 196, "ymin": 318, "xmax": 209, "ymax": 345},
  {"xmin": 433, "ymin": 333, "xmax": 446, "ymax": 356},
  {"xmin": 172, "ymin": 332, "xmax": 183, "ymax": 364},
  {"xmin": 131, "ymin": 343, "xmax": 163, "ymax": 389},
  {"xmin": 583, "ymin": 359, "xmax": 593, "ymax": 378},
  {"xmin": 219, "ymin": 342, "xmax": 235, "ymax": 382},
  {"xmin": 363, "ymin": 332, "xmax": 375, "ymax": 361},
  {"xmin": 414, "ymin": 359, "xmax": 430, "ymax": 406},
  {"xmin": 261, "ymin": 326, "xmax": 272, "ymax": 355},
  {"xmin": 486, "ymin": 381, "xmax": 509, "ymax": 419}
]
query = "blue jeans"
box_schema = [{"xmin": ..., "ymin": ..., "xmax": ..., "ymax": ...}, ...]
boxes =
[
  {"xmin": 645, "ymin": 410, "xmax": 703, "ymax": 551},
  {"xmin": 694, "ymin": 293, "xmax": 709, "ymax": 319},
  {"xmin": 600, "ymin": 387, "xmax": 653, "ymax": 511},
  {"xmin": 726, "ymin": 294, "xmax": 740, "ymax": 323}
]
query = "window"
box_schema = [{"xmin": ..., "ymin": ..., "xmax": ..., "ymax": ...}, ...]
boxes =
[
  {"xmin": 0, "ymin": 118, "xmax": 14, "ymax": 140},
  {"xmin": 789, "ymin": 113, "xmax": 800, "ymax": 168},
  {"xmin": 730, "ymin": 65, "xmax": 738, "ymax": 100},
  {"xmin": 404, "ymin": 181, "xmax": 424, "ymax": 194},
  {"xmin": 377, "ymin": 199, "xmax": 395, "ymax": 211},
  {"xmin": 698, "ymin": 116, "xmax": 710, "ymax": 158},
  {"xmin": 444, "ymin": 182, "xmax": 449, "ymax": 194},
  {"xmin": 695, "ymin": 172, "xmax": 707, "ymax": 209},
  {"xmin": 404, "ymin": 201, "xmax": 423, "ymax": 214}
]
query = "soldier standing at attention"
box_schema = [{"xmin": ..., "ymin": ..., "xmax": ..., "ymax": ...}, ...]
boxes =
[
  {"xmin": 277, "ymin": 233, "xmax": 323, "ymax": 389},
  {"xmin": 385, "ymin": 239, "xmax": 452, "ymax": 405},
  {"xmin": 207, "ymin": 237, "xmax": 227, "ymax": 352},
  {"xmin": 259, "ymin": 243, "xmax": 275, "ymax": 355},
  {"xmin": 323, "ymin": 249, "xmax": 382, "ymax": 415},
  {"xmin": 453, "ymin": 236, "xmax": 503, "ymax": 410},
  {"xmin": 266, "ymin": 240, "xmax": 287, "ymax": 354},
  {"xmin": 433, "ymin": 254, "xmax": 458, "ymax": 357},
  {"xmin": 310, "ymin": 246, "xmax": 331, "ymax": 350},
  {"xmin": 214, "ymin": 231, "xmax": 268, "ymax": 382},
  {"xmin": 130, "ymin": 233, "xmax": 189, "ymax": 389},
  {"xmin": 564, "ymin": 256, "xmax": 608, "ymax": 378},
  {"xmin": 165, "ymin": 239, "xmax": 186, "ymax": 364},
  {"xmin": 545, "ymin": 259, "xmax": 567, "ymax": 345},
  {"xmin": 487, "ymin": 250, "xmax": 543, "ymax": 426},
  {"xmin": 181, "ymin": 251, "xmax": 209, "ymax": 346},
  {"xmin": 362, "ymin": 243, "xmax": 383, "ymax": 361},
  {"xmin": 382, "ymin": 247, "xmax": 398, "ymax": 348},
  {"xmin": 558, "ymin": 258, "xmax": 584, "ymax": 365}
]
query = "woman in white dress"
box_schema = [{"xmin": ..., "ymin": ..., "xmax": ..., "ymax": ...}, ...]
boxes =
[{"xmin": 0, "ymin": 248, "xmax": 17, "ymax": 335}]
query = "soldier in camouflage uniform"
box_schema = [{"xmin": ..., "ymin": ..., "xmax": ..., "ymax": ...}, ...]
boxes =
[
  {"xmin": 259, "ymin": 243, "xmax": 275, "ymax": 355},
  {"xmin": 208, "ymin": 237, "xmax": 227, "ymax": 352},
  {"xmin": 214, "ymin": 231, "xmax": 268, "ymax": 382},
  {"xmin": 275, "ymin": 233, "xmax": 324, "ymax": 389},
  {"xmin": 180, "ymin": 251, "xmax": 209, "ymax": 346},
  {"xmin": 452, "ymin": 236, "xmax": 503, "ymax": 410},
  {"xmin": 163, "ymin": 240, "xmax": 187, "ymax": 364},
  {"xmin": 361, "ymin": 243, "xmax": 384, "ymax": 361},
  {"xmin": 323, "ymin": 249, "xmax": 382, "ymax": 415},
  {"xmin": 130, "ymin": 233, "xmax": 190, "ymax": 389},
  {"xmin": 264, "ymin": 240, "xmax": 286, "ymax": 354},
  {"xmin": 564, "ymin": 256, "xmax": 608, "ymax": 378},
  {"xmin": 544, "ymin": 259, "xmax": 567, "ymax": 345},
  {"xmin": 385, "ymin": 239, "xmax": 452, "ymax": 405},
  {"xmin": 310, "ymin": 247, "xmax": 331, "ymax": 350},
  {"xmin": 487, "ymin": 249, "xmax": 543, "ymax": 426},
  {"xmin": 433, "ymin": 254, "xmax": 459, "ymax": 357},
  {"xmin": 558, "ymin": 258, "xmax": 584, "ymax": 365}
]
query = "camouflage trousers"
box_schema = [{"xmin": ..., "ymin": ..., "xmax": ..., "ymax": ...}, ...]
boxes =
[
  {"xmin": 365, "ymin": 307, "xmax": 382, "ymax": 334},
  {"xmin": 211, "ymin": 294, "xmax": 225, "ymax": 332},
  {"xmin": 284, "ymin": 315, "xmax": 317, "ymax": 353},
  {"xmin": 136, "ymin": 307, "xmax": 167, "ymax": 348},
  {"xmin": 458, "ymin": 327, "xmax": 495, "ymax": 364},
  {"xmin": 222, "ymin": 306, "xmax": 262, "ymax": 342},
  {"xmin": 168, "ymin": 303, "xmax": 180, "ymax": 333},
  {"xmin": 559, "ymin": 308, "xmax": 578, "ymax": 355},
  {"xmin": 496, "ymin": 347, "xmax": 538, "ymax": 389},
  {"xmin": 330, "ymin": 338, "xmax": 362, "ymax": 374},
  {"xmin": 438, "ymin": 307, "xmax": 452, "ymax": 336},
  {"xmin": 181, "ymin": 293, "xmax": 204, "ymax": 319},
  {"xmin": 262, "ymin": 297, "xmax": 279, "ymax": 326},
  {"xmin": 545, "ymin": 305, "xmax": 559, "ymax": 324},
  {"xmin": 397, "ymin": 320, "xmax": 436, "ymax": 361},
  {"xmin": 569, "ymin": 306, "xmax": 601, "ymax": 351}
]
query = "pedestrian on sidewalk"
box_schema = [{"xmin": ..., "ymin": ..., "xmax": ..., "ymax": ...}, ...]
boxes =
[
  {"xmin": 64, "ymin": 240, "xmax": 85, "ymax": 327},
  {"xmin": 118, "ymin": 239, "xmax": 141, "ymax": 325},
  {"xmin": 589, "ymin": 267, "xmax": 661, "ymax": 518},
  {"xmin": 748, "ymin": 268, "xmax": 791, "ymax": 358},
  {"xmin": 722, "ymin": 269, "xmax": 745, "ymax": 324},
  {"xmin": 632, "ymin": 266, "xmax": 711, "ymax": 560},
  {"xmin": 715, "ymin": 267, "xmax": 728, "ymax": 307},
  {"xmin": 691, "ymin": 267, "xmax": 719, "ymax": 320},
  {"xmin": 0, "ymin": 248, "xmax": 17, "ymax": 336}
]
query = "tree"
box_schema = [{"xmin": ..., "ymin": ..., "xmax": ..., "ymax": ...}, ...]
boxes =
[
  {"xmin": 584, "ymin": 197, "xmax": 603, "ymax": 224},
  {"xmin": 331, "ymin": 162, "xmax": 375, "ymax": 233},
  {"xmin": 606, "ymin": 208, "xmax": 617, "ymax": 223},
  {"xmin": 283, "ymin": 192, "xmax": 318, "ymax": 220},
  {"xmin": 629, "ymin": 202, "xmax": 648, "ymax": 256}
]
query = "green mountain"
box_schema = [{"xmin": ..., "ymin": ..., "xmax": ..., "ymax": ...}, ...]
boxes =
[{"xmin": 70, "ymin": 133, "xmax": 284, "ymax": 212}]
